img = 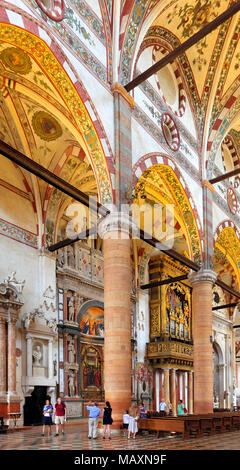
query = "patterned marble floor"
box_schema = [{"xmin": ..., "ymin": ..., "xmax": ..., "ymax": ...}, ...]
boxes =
[{"xmin": 1, "ymin": 423, "xmax": 240, "ymax": 450}]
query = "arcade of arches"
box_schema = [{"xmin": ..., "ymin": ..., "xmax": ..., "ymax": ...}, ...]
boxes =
[{"xmin": 1, "ymin": 0, "xmax": 240, "ymax": 430}]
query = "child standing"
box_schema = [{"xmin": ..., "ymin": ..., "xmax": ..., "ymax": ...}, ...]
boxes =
[
  {"xmin": 122, "ymin": 410, "xmax": 130, "ymax": 436},
  {"xmin": 42, "ymin": 399, "xmax": 53, "ymax": 436}
]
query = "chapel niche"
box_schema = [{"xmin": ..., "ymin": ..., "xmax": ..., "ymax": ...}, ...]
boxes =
[
  {"xmin": 79, "ymin": 304, "xmax": 104, "ymax": 401},
  {"xmin": 147, "ymin": 254, "xmax": 193, "ymax": 371}
]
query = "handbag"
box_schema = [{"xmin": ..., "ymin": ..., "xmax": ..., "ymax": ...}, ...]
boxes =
[{"xmin": 184, "ymin": 408, "xmax": 187, "ymax": 414}]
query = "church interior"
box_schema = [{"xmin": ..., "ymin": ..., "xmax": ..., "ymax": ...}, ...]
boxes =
[{"xmin": 2, "ymin": 0, "xmax": 240, "ymax": 450}]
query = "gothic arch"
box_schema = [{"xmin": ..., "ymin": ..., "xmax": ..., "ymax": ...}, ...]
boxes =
[
  {"xmin": 133, "ymin": 154, "xmax": 203, "ymax": 285},
  {"xmin": 214, "ymin": 223, "xmax": 240, "ymax": 288},
  {"xmin": 0, "ymin": 19, "xmax": 114, "ymax": 204}
]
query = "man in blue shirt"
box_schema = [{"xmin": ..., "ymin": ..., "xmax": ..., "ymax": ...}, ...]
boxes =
[
  {"xmin": 159, "ymin": 399, "xmax": 167, "ymax": 416},
  {"xmin": 87, "ymin": 401, "xmax": 101, "ymax": 439}
]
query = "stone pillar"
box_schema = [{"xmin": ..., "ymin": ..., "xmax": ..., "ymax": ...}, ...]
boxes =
[
  {"xmin": 163, "ymin": 368, "xmax": 170, "ymax": 403},
  {"xmin": 189, "ymin": 269, "xmax": 217, "ymax": 414},
  {"xmin": 188, "ymin": 371, "xmax": 193, "ymax": 414},
  {"xmin": 99, "ymin": 212, "xmax": 136, "ymax": 422},
  {"xmin": 26, "ymin": 335, "xmax": 32, "ymax": 378},
  {"xmin": 0, "ymin": 318, "xmax": 6, "ymax": 393},
  {"xmin": 111, "ymin": 83, "xmax": 134, "ymax": 208},
  {"xmin": 219, "ymin": 364, "xmax": 225, "ymax": 408},
  {"xmin": 184, "ymin": 372, "xmax": 189, "ymax": 410},
  {"xmin": 202, "ymin": 181, "xmax": 215, "ymax": 269},
  {"xmin": 48, "ymin": 339, "xmax": 53, "ymax": 379},
  {"xmin": 8, "ymin": 318, "xmax": 17, "ymax": 394},
  {"xmin": 179, "ymin": 372, "xmax": 183, "ymax": 400},
  {"xmin": 64, "ymin": 291, "xmax": 68, "ymax": 322},
  {"xmin": 170, "ymin": 369, "xmax": 177, "ymax": 416}
]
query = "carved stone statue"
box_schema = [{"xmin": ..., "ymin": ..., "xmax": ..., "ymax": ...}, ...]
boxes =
[
  {"xmin": 68, "ymin": 370, "xmax": 75, "ymax": 397},
  {"xmin": 4, "ymin": 271, "xmax": 25, "ymax": 293},
  {"xmin": 67, "ymin": 246, "xmax": 75, "ymax": 267},
  {"xmin": 68, "ymin": 336, "xmax": 75, "ymax": 364},
  {"xmin": 32, "ymin": 345, "xmax": 42, "ymax": 366},
  {"xmin": 68, "ymin": 295, "xmax": 75, "ymax": 322},
  {"xmin": 56, "ymin": 249, "xmax": 64, "ymax": 268}
]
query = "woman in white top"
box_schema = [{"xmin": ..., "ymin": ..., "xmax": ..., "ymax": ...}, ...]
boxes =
[{"xmin": 128, "ymin": 406, "xmax": 139, "ymax": 439}]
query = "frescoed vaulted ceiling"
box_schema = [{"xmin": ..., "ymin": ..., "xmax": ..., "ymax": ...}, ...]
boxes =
[
  {"xmin": 119, "ymin": 0, "xmax": 240, "ymax": 176},
  {"xmin": 133, "ymin": 164, "xmax": 202, "ymax": 265},
  {"xmin": 0, "ymin": 24, "xmax": 114, "ymax": 247},
  {"xmin": 214, "ymin": 226, "xmax": 240, "ymax": 288}
]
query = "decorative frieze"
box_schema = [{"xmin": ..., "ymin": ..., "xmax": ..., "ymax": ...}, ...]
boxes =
[
  {"xmin": 147, "ymin": 340, "xmax": 193, "ymax": 370},
  {"xmin": 0, "ymin": 218, "xmax": 38, "ymax": 248}
]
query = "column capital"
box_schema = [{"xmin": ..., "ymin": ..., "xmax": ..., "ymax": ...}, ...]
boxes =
[
  {"xmin": 98, "ymin": 212, "xmax": 138, "ymax": 239},
  {"xmin": 111, "ymin": 82, "xmax": 135, "ymax": 108},
  {"xmin": 202, "ymin": 180, "xmax": 215, "ymax": 193},
  {"xmin": 188, "ymin": 268, "xmax": 217, "ymax": 286}
]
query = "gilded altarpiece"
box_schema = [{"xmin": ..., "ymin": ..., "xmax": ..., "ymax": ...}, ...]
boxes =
[{"xmin": 147, "ymin": 255, "xmax": 193, "ymax": 370}]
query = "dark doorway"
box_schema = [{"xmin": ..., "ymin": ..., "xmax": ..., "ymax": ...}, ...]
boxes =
[{"xmin": 24, "ymin": 386, "xmax": 48, "ymax": 426}]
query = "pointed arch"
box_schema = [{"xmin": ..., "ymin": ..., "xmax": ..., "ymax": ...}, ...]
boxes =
[{"xmin": 0, "ymin": 21, "xmax": 114, "ymax": 204}]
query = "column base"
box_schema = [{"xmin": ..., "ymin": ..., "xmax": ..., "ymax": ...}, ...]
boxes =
[{"xmin": 0, "ymin": 394, "xmax": 21, "ymax": 428}]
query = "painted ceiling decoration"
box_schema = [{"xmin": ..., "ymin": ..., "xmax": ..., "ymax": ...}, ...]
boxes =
[
  {"xmin": 214, "ymin": 226, "xmax": 240, "ymax": 287},
  {"xmin": 0, "ymin": 23, "xmax": 113, "ymax": 205},
  {"xmin": 118, "ymin": 0, "xmax": 240, "ymax": 180},
  {"xmin": 0, "ymin": 47, "xmax": 32, "ymax": 75},
  {"xmin": 152, "ymin": 45, "xmax": 187, "ymax": 118},
  {"xmin": 133, "ymin": 164, "xmax": 202, "ymax": 265},
  {"xmin": 161, "ymin": 113, "xmax": 180, "ymax": 152},
  {"xmin": 32, "ymin": 111, "xmax": 63, "ymax": 142},
  {"xmin": 35, "ymin": 0, "xmax": 65, "ymax": 22},
  {"xmin": 227, "ymin": 187, "xmax": 238, "ymax": 215}
]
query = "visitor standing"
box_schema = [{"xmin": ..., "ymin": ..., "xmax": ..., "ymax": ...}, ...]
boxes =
[
  {"xmin": 42, "ymin": 398, "xmax": 53, "ymax": 436},
  {"xmin": 159, "ymin": 399, "xmax": 167, "ymax": 416},
  {"xmin": 128, "ymin": 406, "xmax": 139, "ymax": 439},
  {"xmin": 102, "ymin": 401, "xmax": 113, "ymax": 440},
  {"xmin": 139, "ymin": 403, "xmax": 148, "ymax": 418},
  {"xmin": 122, "ymin": 410, "xmax": 130, "ymax": 436},
  {"xmin": 177, "ymin": 399, "xmax": 186, "ymax": 416},
  {"xmin": 87, "ymin": 401, "xmax": 101, "ymax": 439},
  {"xmin": 166, "ymin": 401, "xmax": 173, "ymax": 415},
  {"xmin": 53, "ymin": 397, "xmax": 67, "ymax": 436}
]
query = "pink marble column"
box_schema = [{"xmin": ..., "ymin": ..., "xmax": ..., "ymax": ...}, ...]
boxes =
[
  {"xmin": 188, "ymin": 371, "xmax": 193, "ymax": 414},
  {"xmin": 170, "ymin": 369, "xmax": 177, "ymax": 416},
  {"xmin": 8, "ymin": 318, "xmax": 17, "ymax": 393},
  {"xmin": 0, "ymin": 318, "xmax": 6, "ymax": 393},
  {"xmin": 189, "ymin": 270, "xmax": 217, "ymax": 414},
  {"xmin": 163, "ymin": 368, "xmax": 170, "ymax": 403},
  {"xmin": 99, "ymin": 213, "xmax": 136, "ymax": 423}
]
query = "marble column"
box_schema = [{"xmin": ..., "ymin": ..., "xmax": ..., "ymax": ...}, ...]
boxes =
[
  {"xmin": 48, "ymin": 339, "xmax": 53, "ymax": 379},
  {"xmin": 8, "ymin": 318, "xmax": 17, "ymax": 394},
  {"xmin": 163, "ymin": 368, "xmax": 170, "ymax": 403},
  {"xmin": 0, "ymin": 318, "xmax": 6, "ymax": 393},
  {"xmin": 188, "ymin": 371, "xmax": 193, "ymax": 414},
  {"xmin": 184, "ymin": 371, "xmax": 188, "ymax": 410},
  {"xmin": 189, "ymin": 269, "xmax": 217, "ymax": 414},
  {"xmin": 170, "ymin": 369, "xmax": 177, "ymax": 416},
  {"xmin": 99, "ymin": 212, "xmax": 136, "ymax": 422},
  {"xmin": 219, "ymin": 364, "xmax": 225, "ymax": 408},
  {"xmin": 26, "ymin": 335, "xmax": 32, "ymax": 378}
]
